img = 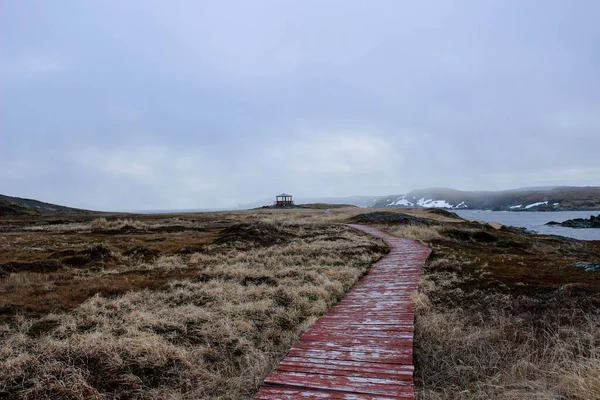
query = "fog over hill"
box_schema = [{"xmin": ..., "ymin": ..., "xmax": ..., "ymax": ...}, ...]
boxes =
[
  {"xmin": 373, "ymin": 187, "xmax": 600, "ymax": 211},
  {"xmin": 238, "ymin": 186, "xmax": 600, "ymax": 211},
  {"xmin": 2, "ymin": 186, "xmax": 599, "ymax": 214}
]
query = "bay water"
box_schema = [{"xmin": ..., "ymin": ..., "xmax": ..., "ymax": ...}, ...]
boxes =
[{"xmin": 454, "ymin": 210, "xmax": 600, "ymax": 241}]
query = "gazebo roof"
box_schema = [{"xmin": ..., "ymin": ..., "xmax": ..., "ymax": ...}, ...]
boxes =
[{"xmin": 276, "ymin": 193, "xmax": 292, "ymax": 197}]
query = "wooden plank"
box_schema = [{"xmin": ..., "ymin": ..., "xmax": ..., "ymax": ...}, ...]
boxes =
[
  {"xmin": 276, "ymin": 362, "xmax": 413, "ymax": 381},
  {"xmin": 323, "ymin": 311, "xmax": 414, "ymax": 316},
  {"xmin": 286, "ymin": 348, "xmax": 413, "ymax": 364},
  {"xmin": 274, "ymin": 365, "xmax": 405, "ymax": 381},
  {"xmin": 309, "ymin": 323, "xmax": 414, "ymax": 333},
  {"xmin": 315, "ymin": 318, "xmax": 414, "ymax": 326},
  {"xmin": 278, "ymin": 358, "xmax": 414, "ymax": 377},
  {"xmin": 281, "ymin": 356, "xmax": 414, "ymax": 373},
  {"xmin": 290, "ymin": 342, "xmax": 413, "ymax": 355},
  {"xmin": 301, "ymin": 336, "xmax": 412, "ymax": 348},
  {"xmin": 315, "ymin": 315, "xmax": 414, "ymax": 329},
  {"xmin": 301, "ymin": 330, "xmax": 414, "ymax": 341},
  {"xmin": 254, "ymin": 386, "xmax": 410, "ymax": 399},
  {"xmin": 264, "ymin": 371, "xmax": 414, "ymax": 396}
]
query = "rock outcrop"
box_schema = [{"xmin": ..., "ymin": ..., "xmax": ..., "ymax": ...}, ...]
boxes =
[{"xmin": 546, "ymin": 215, "xmax": 600, "ymax": 228}]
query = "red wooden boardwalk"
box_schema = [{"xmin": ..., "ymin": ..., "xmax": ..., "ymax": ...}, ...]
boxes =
[{"xmin": 253, "ymin": 224, "xmax": 431, "ymax": 399}]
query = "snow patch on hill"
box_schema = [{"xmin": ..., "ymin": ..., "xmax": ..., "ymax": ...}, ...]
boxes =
[
  {"xmin": 378, "ymin": 195, "xmax": 468, "ymax": 209},
  {"xmin": 391, "ymin": 198, "xmax": 413, "ymax": 206},
  {"xmin": 525, "ymin": 201, "xmax": 548, "ymax": 209},
  {"xmin": 417, "ymin": 198, "xmax": 453, "ymax": 208},
  {"xmin": 371, "ymin": 187, "xmax": 599, "ymax": 211}
]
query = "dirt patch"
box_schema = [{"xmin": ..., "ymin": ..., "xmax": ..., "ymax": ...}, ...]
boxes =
[
  {"xmin": 90, "ymin": 225, "xmax": 146, "ymax": 234},
  {"xmin": 152, "ymin": 225, "xmax": 206, "ymax": 233},
  {"xmin": 242, "ymin": 276, "xmax": 278, "ymax": 286},
  {"xmin": 0, "ymin": 260, "xmax": 63, "ymax": 276},
  {"xmin": 93, "ymin": 225, "xmax": 209, "ymax": 235},
  {"xmin": 118, "ymin": 225, "xmax": 202, "ymax": 234},
  {"xmin": 49, "ymin": 245, "xmax": 112, "ymax": 267},
  {"xmin": 444, "ymin": 228, "xmax": 498, "ymax": 243},
  {"xmin": 349, "ymin": 211, "xmax": 436, "ymax": 226},
  {"xmin": 123, "ymin": 246, "xmax": 163, "ymax": 262},
  {"xmin": 28, "ymin": 319, "xmax": 60, "ymax": 338},
  {"xmin": 214, "ymin": 222, "xmax": 293, "ymax": 247},
  {"xmin": 177, "ymin": 246, "xmax": 205, "ymax": 255}
]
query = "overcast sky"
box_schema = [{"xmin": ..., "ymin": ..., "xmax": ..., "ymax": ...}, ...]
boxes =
[{"xmin": 1, "ymin": 1, "xmax": 599, "ymax": 210}]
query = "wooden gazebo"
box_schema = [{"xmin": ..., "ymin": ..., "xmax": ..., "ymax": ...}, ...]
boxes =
[{"xmin": 275, "ymin": 193, "xmax": 294, "ymax": 207}]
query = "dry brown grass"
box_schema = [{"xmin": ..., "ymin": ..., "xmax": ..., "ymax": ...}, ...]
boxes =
[
  {"xmin": 381, "ymin": 224, "xmax": 445, "ymax": 242},
  {"xmin": 0, "ymin": 272, "xmax": 54, "ymax": 294},
  {"xmin": 0, "ymin": 215, "xmax": 387, "ymax": 399},
  {"xmin": 5, "ymin": 207, "xmax": 599, "ymax": 399},
  {"xmin": 22, "ymin": 217, "xmax": 198, "ymax": 233},
  {"xmin": 407, "ymin": 233, "xmax": 600, "ymax": 400}
]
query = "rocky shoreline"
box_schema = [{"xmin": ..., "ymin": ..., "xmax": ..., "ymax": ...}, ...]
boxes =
[{"xmin": 546, "ymin": 214, "xmax": 600, "ymax": 228}]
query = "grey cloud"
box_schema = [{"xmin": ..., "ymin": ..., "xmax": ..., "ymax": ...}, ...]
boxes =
[{"xmin": 1, "ymin": 0, "xmax": 599, "ymax": 210}]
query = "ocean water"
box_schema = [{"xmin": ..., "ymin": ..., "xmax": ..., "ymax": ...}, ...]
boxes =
[{"xmin": 454, "ymin": 210, "xmax": 600, "ymax": 241}]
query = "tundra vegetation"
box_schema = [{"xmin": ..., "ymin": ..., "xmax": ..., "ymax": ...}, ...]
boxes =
[
  {"xmin": 0, "ymin": 207, "xmax": 599, "ymax": 399},
  {"xmin": 0, "ymin": 210, "xmax": 387, "ymax": 399},
  {"xmin": 370, "ymin": 211, "xmax": 600, "ymax": 400}
]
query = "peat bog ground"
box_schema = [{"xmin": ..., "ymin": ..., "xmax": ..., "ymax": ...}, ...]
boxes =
[
  {"xmin": 1, "ymin": 207, "xmax": 599, "ymax": 399},
  {"xmin": 0, "ymin": 210, "xmax": 387, "ymax": 399}
]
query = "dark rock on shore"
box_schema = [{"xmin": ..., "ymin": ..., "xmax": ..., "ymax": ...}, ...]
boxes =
[
  {"xmin": 546, "ymin": 214, "xmax": 600, "ymax": 228},
  {"xmin": 574, "ymin": 261, "xmax": 600, "ymax": 272}
]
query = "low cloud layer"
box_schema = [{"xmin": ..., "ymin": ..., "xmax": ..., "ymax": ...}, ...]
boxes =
[{"xmin": 2, "ymin": 1, "xmax": 599, "ymax": 210}]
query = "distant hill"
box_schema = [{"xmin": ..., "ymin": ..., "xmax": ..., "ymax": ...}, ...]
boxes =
[
  {"xmin": 372, "ymin": 187, "xmax": 600, "ymax": 211},
  {"xmin": 0, "ymin": 194, "xmax": 91, "ymax": 215},
  {"xmin": 0, "ymin": 200, "xmax": 39, "ymax": 216}
]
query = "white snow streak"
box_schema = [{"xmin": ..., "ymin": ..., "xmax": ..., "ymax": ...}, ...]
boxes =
[{"xmin": 524, "ymin": 201, "xmax": 548, "ymax": 209}]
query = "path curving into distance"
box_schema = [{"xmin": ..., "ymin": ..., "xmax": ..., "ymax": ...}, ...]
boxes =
[{"xmin": 253, "ymin": 224, "xmax": 431, "ymax": 399}]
